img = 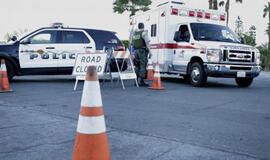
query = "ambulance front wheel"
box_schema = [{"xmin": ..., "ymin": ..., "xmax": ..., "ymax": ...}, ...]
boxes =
[
  {"xmin": 235, "ymin": 77, "xmax": 253, "ymax": 87},
  {"xmin": 189, "ymin": 62, "xmax": 207, "ymax": 87}
]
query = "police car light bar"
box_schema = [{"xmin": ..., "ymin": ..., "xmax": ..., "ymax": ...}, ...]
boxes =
[{"xmin": 51, "ymin": 22, "xmax": 64, "ymax": 28}]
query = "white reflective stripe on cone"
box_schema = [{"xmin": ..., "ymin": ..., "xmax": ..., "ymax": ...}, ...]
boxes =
[
  {"xmin": 77, "ymin": 115, "xmax": 106, "ymax": 134},
  {"xmin": 0, "ymin": 64, "xmax": 6, "ymax": 71},
  {"xmin": 154, "ymin": 73, "xmax": 161, "ymax": 77},
  {"xmin": 81, "ymin": 81, "xmax": 102, "ymax": 107},
  {"xmin": 147, "ymin": 65, "xmax": 153, "ymax": 69}
]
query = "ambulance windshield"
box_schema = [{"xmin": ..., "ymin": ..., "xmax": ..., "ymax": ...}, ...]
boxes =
[{"xmin": 190, "ymin": 23, "xmax": 240, "ymax": 43}]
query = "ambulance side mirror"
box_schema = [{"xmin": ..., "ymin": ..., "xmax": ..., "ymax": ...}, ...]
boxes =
[
  {"xmin": 240, "ymin": 37, "xmax": 246, "ymax": 44},
  {"xmin": 174, "ymin": 31, "xmax": 181, "ymax": 42}
]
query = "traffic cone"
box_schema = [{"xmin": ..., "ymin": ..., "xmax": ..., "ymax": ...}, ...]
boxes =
[
  {"xmin": 0, "ymin": 59, "xmax": 12, "ymax": 93},
  {"xmin": 146, "ymin": 59, "xmax": 154, "ymax": 80},
  {"xmin": 72, "ymin": 66, "xmax": 111, "ymax": 160},
  {"xmin": 148, "ymin": 62, "xmax": 165, "ymax": 90}
]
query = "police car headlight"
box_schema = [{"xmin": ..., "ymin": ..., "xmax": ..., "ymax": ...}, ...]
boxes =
[
  {"xmin": 207, "ymin": 49, "xmax": 221, "ymax": 63},
  {"xmin": 255, "ymin": 49, "xmax": 261, "ymax": 65}
]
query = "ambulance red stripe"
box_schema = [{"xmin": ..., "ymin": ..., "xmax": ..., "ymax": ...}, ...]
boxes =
[{"xmin": 151, "ymin": 43, "xmax": 198, "ymax": 49}]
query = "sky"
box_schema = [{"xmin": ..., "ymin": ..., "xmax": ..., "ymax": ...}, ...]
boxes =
[{"xmin": 0, "ymin": 0, "xmax": 268, "ymax": 45}]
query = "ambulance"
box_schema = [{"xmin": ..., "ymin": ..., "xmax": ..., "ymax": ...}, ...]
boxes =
[{"xmin": 130, "ymin": 1, "xmax": 261, "ymax": 87}]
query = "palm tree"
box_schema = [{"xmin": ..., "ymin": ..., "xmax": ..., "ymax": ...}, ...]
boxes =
[
  {"xmin": 209, "ymin": 0, "xmax": 213, "ymax": 9},
  {"xmin": 219, "ymin": 0, "xmax": 243, "ymax": 26},
  {"xmin": 209, "ymin": 0, "xmax": 218, "ymax": 10},
  {"xmin": 263, "ymin": 2, "xmax": 270, "ymax": 70}
]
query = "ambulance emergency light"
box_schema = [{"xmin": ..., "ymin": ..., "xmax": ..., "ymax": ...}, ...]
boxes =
[{"xmin": 170, "ymin": 8, "xmax": 226, "ymax": 21}]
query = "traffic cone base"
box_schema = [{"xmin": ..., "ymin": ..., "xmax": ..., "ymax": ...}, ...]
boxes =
[
  {"xmin": 0, "ymin": 59, "xmax": 12, "ymax": 93},
  {"xmin": 73, "ymin": 132, "xmax": 110, "ymax": 160}
]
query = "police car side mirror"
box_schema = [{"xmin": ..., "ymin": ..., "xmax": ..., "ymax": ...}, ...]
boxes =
[
  {"xmin": 20, "ymin": 39, "xmax": 31, "ymax": 45},
  {"xmin": 240, "ymin": 37, "xmax": 246, "ymax": 44},
  {"xmin": 174, "ymin": 31, "xmax": 181, "ymax": 42},
  {"xmin": 11, "ymin": 36, "xmax": 17, "ymax": 42}
]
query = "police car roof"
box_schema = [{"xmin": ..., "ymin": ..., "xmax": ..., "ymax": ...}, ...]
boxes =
[{"xmin": 39, "ymin": 27, "xmax": 117, "ymax": 34}]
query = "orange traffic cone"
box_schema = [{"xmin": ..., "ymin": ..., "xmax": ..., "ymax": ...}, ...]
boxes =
[
  {"xmin": 72, "ymin": 66, "xmax": 111, "ymax": 160},
  {"xmin": 0, "ymin": 59, "xmax": 12, "ymax": 93},
  {"xmin": 148, "ymin": 62, "xmax": 165, "ymax": 90},
  {"xmin": 146, "ymin": 59, "xmax": 154, "ymax": 80}
]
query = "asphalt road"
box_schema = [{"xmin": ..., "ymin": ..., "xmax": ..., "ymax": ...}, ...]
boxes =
[{"xmin": 0, "ymin": 73, "xmax": 270, "ymax": 160}]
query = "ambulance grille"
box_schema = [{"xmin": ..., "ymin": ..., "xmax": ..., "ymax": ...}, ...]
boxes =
[{"xmin": 226, "ymin": 50, "xmax": 255, "ymax": 63}]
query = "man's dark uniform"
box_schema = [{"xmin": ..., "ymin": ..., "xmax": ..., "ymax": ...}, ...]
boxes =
[{"xmin": 132, "ymin": 23, "xmax": 151, "ymax": 86}]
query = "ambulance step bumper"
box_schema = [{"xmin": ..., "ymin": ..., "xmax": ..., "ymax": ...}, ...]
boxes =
[{"xmin": 204, "ymin": 63, "xmax": 261, "ymax": 78}]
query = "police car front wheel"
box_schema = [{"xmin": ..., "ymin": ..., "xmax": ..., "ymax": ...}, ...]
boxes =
[{"xmin": 5, "ymin": 60, "xmax": 15, "ymax": 81}]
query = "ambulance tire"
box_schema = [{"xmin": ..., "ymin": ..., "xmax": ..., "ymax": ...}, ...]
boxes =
[
  {"xmin": 189, "ymin": 62, "xmax": 207, "ymax": 87},
  {"xmin": 5, "ymin": 60, "xmax": 15, "ymax": 81},
  {"xmin": 235, "ymin": 77, "xmax": 253, "ymax": 87}
]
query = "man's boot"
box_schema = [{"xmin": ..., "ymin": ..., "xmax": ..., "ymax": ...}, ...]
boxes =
[{"xmin": 139, "ymin": 78, "xmax": 149, "ymax": 87}]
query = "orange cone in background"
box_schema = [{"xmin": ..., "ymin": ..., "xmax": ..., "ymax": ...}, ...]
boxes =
[
  {"xmin": 0, "ymin": 59, "xmax": 12, "ymax": 93},
  {"xmin": 148, "ymin": 62, "xmax": 165, "ymax": 90},
  {"xmin": 146, "ymin": 59, "xmax": 154, "ymax": 80},
  {"xmin": 72, "ymin": 66, "xmax": 111, "ymax": 160}
]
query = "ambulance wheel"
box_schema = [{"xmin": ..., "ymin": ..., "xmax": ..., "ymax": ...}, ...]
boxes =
[
  {"xmin": 5, "ymin": 60, "xmax": 15, "ymax": 81},
  {"xmin": 189, "ymin": 62, "xmax": 207, "ymax": 87},
  {"xmin": 235, "ymin": 78, "xmax": 253, "ymax": 87}
]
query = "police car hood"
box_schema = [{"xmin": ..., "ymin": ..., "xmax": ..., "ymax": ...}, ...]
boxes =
[
  {"xmin": 197, "ymin": 41, "xmax": 256, "ymax": 51},
  {"xmin": 0, "ymin": 43, "xmax": 16, "ymax": 52}
]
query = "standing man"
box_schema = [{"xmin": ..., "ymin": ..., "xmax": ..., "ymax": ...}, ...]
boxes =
[{"xmin": 132, "ymin": 23, "xmax": 151, "ymax": 87}]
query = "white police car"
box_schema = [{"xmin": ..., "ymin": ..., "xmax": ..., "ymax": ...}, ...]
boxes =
[{"xmin": 0, "ymin": 24, "xmax": 126, "ymax": 80}]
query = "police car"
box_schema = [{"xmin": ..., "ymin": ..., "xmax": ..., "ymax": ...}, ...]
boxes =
[{"xmin": 0, "ymin": 24, "xmax": 126, "ymax": 80}]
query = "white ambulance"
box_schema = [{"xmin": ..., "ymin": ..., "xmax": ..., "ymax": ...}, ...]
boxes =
[{"xmin": 130, "ymin": 1, "xmax": 261, "ymax": 87}]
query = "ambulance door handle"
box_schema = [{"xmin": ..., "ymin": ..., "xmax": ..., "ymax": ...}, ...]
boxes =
[
  {"xmin": 84, "ymin": 46, "xmax": 92, "ymax": 49},
  {"xmin": 174, "ymin": 50, "xmax": 176, "ymax": 54},
  {"xmin": 46, "ymin": 47, "xmax": 55, "ymax": 50}
]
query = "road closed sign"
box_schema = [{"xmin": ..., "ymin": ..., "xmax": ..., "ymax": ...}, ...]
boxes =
[{"xmin": 72, "ymin": 53, "xmax": 107, "ymax": 76}]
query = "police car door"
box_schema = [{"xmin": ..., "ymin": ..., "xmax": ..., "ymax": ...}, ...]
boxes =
[
  {"xmin": 19, "ymin": 30, "xmax": 58, "ymax": 70},
  {"xmin": 173, "ymin": 24, "xmax": 191, "ymax": 72},
  {"xmin": 56, "ymin": 30, "xmax": 95, "ymax": 73}
]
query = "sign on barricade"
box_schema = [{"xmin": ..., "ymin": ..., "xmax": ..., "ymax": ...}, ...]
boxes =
[{"xmin": 73, "ymin": 53, "xmax": 107, "ymax": 90}]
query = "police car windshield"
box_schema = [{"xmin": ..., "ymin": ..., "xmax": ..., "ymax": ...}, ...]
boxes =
[{"xmin": 190, "ymin": 23, "xmax": 240, "ymax": 43}]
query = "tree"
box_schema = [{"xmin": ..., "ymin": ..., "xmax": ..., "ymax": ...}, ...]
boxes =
[
  {"xmin": 209, "ymin": 0, "xmax": 213, "ymax": 9},
  {"xmin": 234, "ymin": 16, "xmax": 243, "ymax": 38},
  {"xmin": 219, "ymin": 0, "xmax": 243, "ymax": 26},
  {"xmin": 4, "ymin": 29, "xmax": 28, "ymax": 42},
  {"xmin": 113, "ymin": 0, "xmax": 152, "ymax": 16},
  {"xmin": 257, "ymin": 43, "xmax": 268, "ymax": 69},
  {"xmin": 263, "ymin": 2, "xmax": 270, "ymax": 70},
  {"xmin": 208, "ymin": 0, "xmax": 218, "ymax": 10}
]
